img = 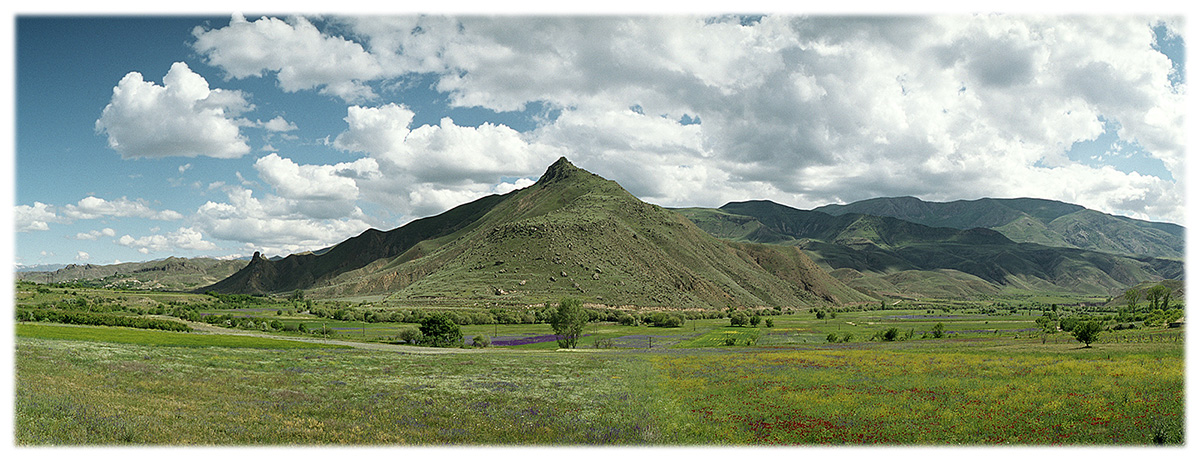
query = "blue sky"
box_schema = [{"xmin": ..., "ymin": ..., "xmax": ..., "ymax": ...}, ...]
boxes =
[{"xmin": 10, "ymin": 13, "xmax": 1188, "ymax": 266}]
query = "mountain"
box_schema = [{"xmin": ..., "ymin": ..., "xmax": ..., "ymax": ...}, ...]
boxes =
[
  {"xmin": 677, "ymin": 200, "xmax": 1183, "ymax": 299},
  {"xmin": 15, "ymin": 263, "xmax": 68, "ymax": 273},
  {"xmin": 813, "ymin": 196, "xmax": 1184, "ymax": 259},
  {"xmin": 17, "ymin": 257, "xmax": 248, "ymax": 291},
  {"xmin": 205, "ymin": 158, "xmax": 874, "ymax": 309}
]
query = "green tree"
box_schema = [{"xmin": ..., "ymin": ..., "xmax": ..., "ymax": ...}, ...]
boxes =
[
  {"xmin": 550, "ymin": 297, "xmax": 588, "ymax": 348},
  {"xmin": 815, "ymin": 309, "xmax": 826, "ymax": 320},
  {"xmin": 1071, "ymin": 320, "xmax": 1104, "ymax": 348},
  {"xmin": 932, "ymin": 322, "xmax": 945, "ymax": 339},
  {"xmin": 826, "ymin": 333, "xmax": 838, "ymax": 343},
  {"xmin": 1146, "ymin": 285, "xmax": 1169, "ymax": 310},
  {"xmin": 419, "ymin": 313, "xmax": 462, "ymax": 347},
  {"xmin": 1124, "ymin": 288, "xmax": 1141, "ymax": 310},
  {"xmin": 764, "ymin": 318, "xmax": 774, "ymax": 328},
  {"xmin": 730, "ymin": 311, "xmax": 749, "ymax": 327},
  {"xmin": 749, "ymin": 315, "xmax": 762, "ymax": 327}
]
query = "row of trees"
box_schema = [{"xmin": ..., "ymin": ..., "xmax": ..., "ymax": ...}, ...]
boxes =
[
  {"xmin": 17, "ymin": 307, "xmax": 192, "ymax": 332},
  {"xmin": 1124, "ymin": 285, "xmax": 1177, "ymax": 312}
]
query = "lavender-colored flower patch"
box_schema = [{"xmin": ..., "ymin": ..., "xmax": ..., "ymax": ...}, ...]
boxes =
[
  {"xmin": 886, "ymin": 315, "xmax": 984, "ymax": 320},
  {"xmin": 487, "ymin": 334, "xmax": 591, "ymax": 346},
  {"xmin": 945, "ymin": 327, "xmax": 1040, "ymax": 334}
]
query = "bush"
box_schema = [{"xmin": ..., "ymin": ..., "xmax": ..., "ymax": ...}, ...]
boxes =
[
  {"xmin": 730, "ymin": 311, "xmax": 749, "ymax": 327},
  {"xmin": 882, "ymin": 327, "xmax": 901, "ymax": 341},
  {"xmin": 749, "ymin": 315, "xmax": 761, "ymax": 327},
  {"xmin": 471, "ymin": 334, "xmax": 491, "ymax": 348},
  {"xmin": 397, "ymin": 327, "xmax": 423, "ymax": 345},
  {"xmin": 932, "ymin": 322, "xmax": 945, "ymax": 338},
  {"xmin": 764, "ymin": 318, "xmax": 774, "ymax": 328},
  {"xmin": 420, "ymin": 313, "xmax": 462, "ymax": 347},
  {"xmin": 826, "ymin": 333, "xmax": 838, "ymax": 343},
  {"xmin": 840, "ymin": 332, "xmax": 854, "ymax": 342},
  {"xmin": 648, "ymin": 312, "xmax": 685, "ymax": 328}
]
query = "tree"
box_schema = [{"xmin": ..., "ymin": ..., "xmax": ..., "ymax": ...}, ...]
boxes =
[
  {"xmin": 764, "ymin": 318, "xmax": 774, "ymax": 328},
  {"xmin": 1147, "ymin": 285, "xmax": 1170, "ymax": 310},
  {"xmin": 730, "ymin": 311, "xmax": 749, "ymax": 327},
  {"xmin": 550, "ymin": 297, "xmax": 588, "ymax": 348},
  {"xmin": 420, "ymin": 313, "xmax": 462, "ymax": 347},
  {"xmin": 749, "ymin": 315, "xmax": 761, "ymax": 327},
  {"xmin": 1124, "ymin": 288, "xmax": 1141, "ymax": 310},
  {"xmin": 932, "ymin": 322, "xmax": 945, "ymax": 339},
  {"xmin": 1071, "ymin": 320, "xmax": 1103, "ymax": 348}
]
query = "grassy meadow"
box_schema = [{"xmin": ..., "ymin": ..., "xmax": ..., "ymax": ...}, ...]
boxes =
[{"xmin": 13, "ymin": 283, "xmax": 1186, "ymax": 445}]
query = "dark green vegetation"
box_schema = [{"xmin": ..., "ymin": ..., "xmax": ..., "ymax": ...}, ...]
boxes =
[
  {"xmin": 677, "ymin": 200, "xmax": 1182, "ymax": 299},
  {"xmin": 17, "ymin": 256, "xmax": 248, "ymax": 291},
  {"xmin": 813, "ymin": 196, "xmax": 1184, "ymax": 259},
  {"xmin": 17, "ymin": 324, "xmax": 347, "ymax": 349},
  {"xmin": 207, "ymin": 158, "xmax": 872, "ymax": 309}
]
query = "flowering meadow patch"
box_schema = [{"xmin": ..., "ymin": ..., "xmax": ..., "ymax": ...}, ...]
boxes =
[{"xmin": 650, "ymin": 342, "xmax": 1184, "ymax": 444}]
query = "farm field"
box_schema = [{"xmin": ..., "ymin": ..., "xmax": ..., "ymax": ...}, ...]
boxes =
[{"xmin": 14, "ymin": 321, "xmax": 1184, "ymax": 445}]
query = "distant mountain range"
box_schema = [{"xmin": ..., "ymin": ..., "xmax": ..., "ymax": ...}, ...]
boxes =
[
  {"xmin": 813, "ymin": 196, "xmax": 1184, "ymax": 260},
  {"xmin": 677, "ymin": 200, "xmax": 1182, "ymax": 299},
  {"xmin": 16, "ymin": 257, "xmax": 248, "ymax": 291},
  {"xmin": 205, "ymin": 158, "xmax": 874, "ymax": 309}
]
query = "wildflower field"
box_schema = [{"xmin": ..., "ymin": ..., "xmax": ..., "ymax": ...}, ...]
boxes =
[
  {"xmin": 650, "ymin": 341, "xmax": 1185, "ymax": 444},
  {"xmin": 15, "ymin": 323, "xmax": 1183, "ymax": 445}
]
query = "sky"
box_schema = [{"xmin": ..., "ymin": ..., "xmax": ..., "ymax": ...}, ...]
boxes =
[{"xmin": 8, "ymin": 11, "xmax": 1190, "ymax": 267}]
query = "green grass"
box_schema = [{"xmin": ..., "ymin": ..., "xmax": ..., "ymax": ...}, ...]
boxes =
[
  {"xmin": 17, "ymin": 323, "xmax": 348, "ymax": 349},
  {"xmin": 651, "ymin": 341, "xmax": 1184, "ymax": 444},
  {"xmin": 15, "ymin": 336, "xmax": 708, "ymax": 445},
  {"xmin": 15, "ymin": 330, "xmax": 1181, "ymax": 445}
]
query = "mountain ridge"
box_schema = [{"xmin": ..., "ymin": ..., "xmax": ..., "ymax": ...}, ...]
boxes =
[
  {"xmin": 205, "ymin": 158, "xmax": 874, "ymax": 309},
  {"xmin": 677, "ymin": 199, "xmax": 1182, "ymax": 299},
  {"xmin": 813, "ymin": 196, "xmax": 1183, "ymax": 259}
]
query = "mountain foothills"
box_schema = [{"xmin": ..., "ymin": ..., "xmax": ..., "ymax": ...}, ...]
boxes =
[
  {"xmin": 677, "ymin": 200, "xmax": 1183, "ymax": 299},
  {"xmin": 813, "ymin": 196, "xmax": 1184, "ymax": 260},
  {"xmin": 16, "ymin": 257, "xmax": 247, "ymax": 291},
  {"xmin": 206, "ymin": 158, "xmax": 873, "ymax": 309}
]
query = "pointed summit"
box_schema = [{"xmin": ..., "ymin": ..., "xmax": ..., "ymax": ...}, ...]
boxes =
[{"xmin": 536, "ymin": 157, "xmax": 584, "ymax": 185}]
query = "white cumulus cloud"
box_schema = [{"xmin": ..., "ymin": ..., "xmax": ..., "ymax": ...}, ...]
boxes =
[
  {"xmin": 193, "ymin": 14, "xmax": 385, "ymax": 102},
  {"xmin": 14, "ymin": 202, "xmax": 61, "ymax": 232},
  {"xmin": 117, "ymin": 227, "xmax": 219, "ymax": 254},
  {"xmin": 61, "ymin": 196, "xmax": 183, "ymax": 221},
  {"xmin": 73, "ymin": 228, "xmax": 117, "ymax": 240},
  {"xmin": 95, "ymin": 62, "xmax": 252, "ymax": 159}
]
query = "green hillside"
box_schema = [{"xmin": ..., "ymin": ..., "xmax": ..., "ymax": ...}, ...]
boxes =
[
  {"xmin": 209, "ymin": 158, "xmax": 874, "ymax": 309},
  {"xmin": 16, "ymin": 257, "xmax": 247, "ymax": 291},
  {"xmin": 679, "ymin": 200, "xmax": 1182, "ymax": 298},
  {"xmin": 814, "ymin": 196, "xmax": 1183, "ymax": 259}
]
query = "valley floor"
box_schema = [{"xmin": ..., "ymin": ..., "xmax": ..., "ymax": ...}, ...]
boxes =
[{"xmin": 15, "ymin": 323, "xmax": 1184, "ymax": 445}]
